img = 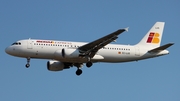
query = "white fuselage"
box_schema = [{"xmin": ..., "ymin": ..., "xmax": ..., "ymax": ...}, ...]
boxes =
[
  {"xmin": 4, "ymin": 22, "xmax": 173, "ymax": 76},
  {"xmin": 5, "ymin": 39, "xmax": 169, "ymax": 63}
]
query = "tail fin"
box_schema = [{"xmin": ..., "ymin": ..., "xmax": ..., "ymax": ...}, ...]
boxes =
[{"xmin": 136, "ymin": 22, "xmax": 165, "ymax": 48}]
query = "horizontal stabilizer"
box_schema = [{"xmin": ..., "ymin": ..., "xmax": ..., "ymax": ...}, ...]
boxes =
[{"xmin": 148, "ymin": 43, "xmax": 174, "ymax": 53}]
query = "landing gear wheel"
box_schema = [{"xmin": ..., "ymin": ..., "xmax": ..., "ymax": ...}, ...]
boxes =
[
  {"xmin": 25, "ymin": 57, "xmax": 31, "ymax": 68},
  {"xmin": 86, "ymin": 62, "xmax": 93, "ymax": 67},
  {"xmin": 76, "ymin": 69, "xmax": 82, "ymax": 76},
  {"xmin": 25, "ymin": 64, "xmax": 30, "ymax": 68}
]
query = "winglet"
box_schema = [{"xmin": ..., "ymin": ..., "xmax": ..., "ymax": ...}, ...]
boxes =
[{"xmin": 124, "ymin": 27, "xmax": 129, "ymax": 32}]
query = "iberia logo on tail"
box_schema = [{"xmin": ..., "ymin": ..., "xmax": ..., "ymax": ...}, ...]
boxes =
[{"xmin": 146, "ymin": 32, "xmax": 160, "ymax": 44}]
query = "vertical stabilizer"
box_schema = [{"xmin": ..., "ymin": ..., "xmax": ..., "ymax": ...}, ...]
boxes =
[{"xmin": 136, "ymin": 22, "xmax": 165, "ymax": 48}]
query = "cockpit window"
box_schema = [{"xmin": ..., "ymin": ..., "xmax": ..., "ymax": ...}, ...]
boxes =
[{"xmin": 12, "ymin": 42, "xmax": 21, "ymax": 45}]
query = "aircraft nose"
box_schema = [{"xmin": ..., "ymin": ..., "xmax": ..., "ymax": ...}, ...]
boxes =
[{"xmin": 5, "ymin": 47, "xmax": 11, "ymax": 54}]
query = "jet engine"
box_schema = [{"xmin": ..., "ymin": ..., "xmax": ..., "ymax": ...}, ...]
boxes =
[{"xmin": 47, "ymin": 60, "xmax": 67, "ymax": 71}]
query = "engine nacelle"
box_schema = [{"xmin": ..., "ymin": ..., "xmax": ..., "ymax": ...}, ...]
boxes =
[
  {"xmin": 47, "ymin": 60, "xmax": 65, "ymax": 71},
  {"xmin": 55, "ymin": 48, "xmax": 80, "ymax": 58}
]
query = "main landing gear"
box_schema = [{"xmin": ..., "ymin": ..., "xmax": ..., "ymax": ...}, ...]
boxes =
[
  {"xmin": 74, "ymin": 63, "xmax": 83, "ymax": 76},
  {"xmin": 76, "ymin": 69, "xmax": 82, "ymax": 76},
  {"xmin": 75, "ymin": 61, "xmax": 93, "ymax": 76},
  {"xmin": 86, "ymin": 57, "xmax": 93, "ymax": 68},
  {"xmin": 25, "ymin": 57, "xmax": 30, "ymax": 68},
  {"xmin": 86, "ymin": 61, "xmax": 93, "ymax": 67}
]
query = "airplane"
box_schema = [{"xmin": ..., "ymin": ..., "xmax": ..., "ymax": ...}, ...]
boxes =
[{"xmin": 5, "ymin": 22, "xmax": 174, "ymax": 76}]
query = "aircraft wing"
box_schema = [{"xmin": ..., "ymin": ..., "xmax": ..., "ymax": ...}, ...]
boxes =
[{"xmin": 78, "ymin": 28, "xmax": 128, "ymax": 58}]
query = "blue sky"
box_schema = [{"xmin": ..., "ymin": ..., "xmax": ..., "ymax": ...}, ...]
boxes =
[{"xmin": 0, "ymin": 0, "xmax": 179, "ymax": 101}]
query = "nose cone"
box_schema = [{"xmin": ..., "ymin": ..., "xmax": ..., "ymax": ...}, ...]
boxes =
[{"xmin": 5, "ymin": 47, "xmax": 11, "ymax": 55}]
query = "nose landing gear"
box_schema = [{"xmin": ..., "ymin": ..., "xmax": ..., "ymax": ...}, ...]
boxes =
[
  {"xmin": 25, "ymin": 57, "xmax": 30, "ymax": 68},
  {"xmin": 25, "ymin": 64, "xmax": 30, "ymax": 68}
]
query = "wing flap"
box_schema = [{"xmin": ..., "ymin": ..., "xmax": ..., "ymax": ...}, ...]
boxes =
[{"xmin": 148, "ymin": 43, "xmax": 174, "ymax": 53}]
